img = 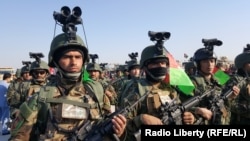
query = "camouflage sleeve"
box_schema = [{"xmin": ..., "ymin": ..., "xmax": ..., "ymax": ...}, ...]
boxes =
[
  {"xmin": 7, "ymin": 83, "xmax": 19, "ymax": 105},
  {"xmin": 7, "ymin": 83, "xmax": 14, "ymax": 103},
  {"xmin": 105, "ymin": 85, "xmax": 117, "ymax": 105},
  {"xmin": 7, "ymin": 83, "xmax": 22, "ymax": 115},
  {"xmin": 102, "ymin": 94, "xmax": 111, "ymax": 114},
  {"xmin": 9, "ymin": 94, "xmax": 39, "ymax": 141}
]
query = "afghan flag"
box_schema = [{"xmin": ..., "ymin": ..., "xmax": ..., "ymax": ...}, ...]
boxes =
[
  {"xmin": 164, "ymin": 49, "xmax": 194, "ymax": 96},
  {"xmin": 212, "ymin": 67, "xmax": 230, "ymax": 85},
  {"xmin": 82, "ymin": 68, "xmax": 92, "ymax": 82}
]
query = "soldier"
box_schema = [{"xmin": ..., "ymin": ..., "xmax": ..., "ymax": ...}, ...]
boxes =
[
  {"xmin": 8, "ymin": 31, "xmax": 127, "ymax": 141},
  {"xmin": 126, "ymin": 52, "xmax": 141, "ymax": 80},
  {"xmin": 216, "ymin": 58, "xmax": 230, "ymax": 74},
  {"xmin": 120, "ymin": 31, "xmax": 196, "ymax": 141},
  {"xmin": 86, "ymin": 54, "xmax": 117, "ymax": 114},
  {"xmin": 7, "ymin": 62, "xmax": 32, "ymax": 115},
  {"xmin": 12, "ymin": 69, "xmax": 21, "ymax": 82},
  {"xmin": 183, "ymin": 57, "xmax": 196, "ymax": 77},
  {"xmin": 19, "ymin": 63, "xmax": 32, "ymax": 81},
  {"xmin": 9, "ymin": 6, "xmax": 127, "ymax": 139},
  {"xmin": 117, "ymin": 52, "xmax": 141, "ymax": 107},
  {"xmin": 189, "ymin": 38, "xmax": 239, "ymax": 125},
  {"xmin": 25, "ymin": 52, "xmax": 50, "ymax": 100},
  {"xmin": 100, "ymin": 63, "xmax": 111, "ymax": 83},
  {"xmin": 230, "ymin": 44, "xmax": 250, "ymax": 125},
  {"xmin": 111, "ymin": 65, "xmax": 129, "ymax": 98}
]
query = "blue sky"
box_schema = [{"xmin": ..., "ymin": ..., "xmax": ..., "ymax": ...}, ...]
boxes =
[{"xmin": 1, "ymin": 0, "xmax": 249, "ymax": 69}]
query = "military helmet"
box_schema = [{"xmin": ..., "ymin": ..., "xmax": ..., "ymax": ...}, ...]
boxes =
[
  {"xmin": 234, "ymin": 51, "xmax": 250, "ymax": 69},
  {"xmin": 30, "ymin": 60, "xmax": 50, "ymax": 73},
  {"xmin": 193, "ymin": 48, "xmax": 217, "ymax": 63},
  {"xmin": 48, "ymin": 33, "xmax": 88, "ymax": 67},
  {"xmin": 86, "ymin": 63, "xmax": 102, "ymax": 73},
  {"xmin": 127, "ymin": 60, "xmax": 140, "ymax": 71},
  {"xmin": 140, "ymin": 45, "xmax": 168, "ymax": 67},
  {"xmin": 15, "ymin": 69, "xmax": 21, "ymax": 78},
  {"xmin": 183, "ymin": 61, "xmax": 195, "ymax": 71},
  {"xmin": 21, "ymin": 65, "xmax": 30, "ymax": 74}
]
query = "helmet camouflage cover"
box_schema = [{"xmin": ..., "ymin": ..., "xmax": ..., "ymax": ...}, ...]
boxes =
[
  {"xmin": 30, "ymin": 60, "xmax": 50, "ymax": 73},
  {"xmin": 86, "ymin": 63, "xmax": 102, "ymax": 73},
  {"xmin": 48, "ymin": 33, "xmax": 88, "ymax": 67}
]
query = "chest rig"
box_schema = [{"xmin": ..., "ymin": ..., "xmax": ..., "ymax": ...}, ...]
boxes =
[
  {"xmin": 124, "ymin": 79, "xmax": 177, "ymax": 118},
  {"xmin": 35, "ymin": 83, "xmax": 100, "ymax": 136}
]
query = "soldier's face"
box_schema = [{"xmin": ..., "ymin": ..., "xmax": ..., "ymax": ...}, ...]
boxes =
[
  {"xmin": 243, "ymin": 63, "xmax": 250, "ymax": 73},
  {"xmin": 147, "ymin": 60, "xmax": 167, "ymax": 69},
  {"xmin": 58, "ymin": 51, "xmax": 83, "ymax": 73},
  {"xmin": 88, "ymin": 70, "xmax": 100, "ymax": 80},
  {"xmin": 129, "ymin": 68, "xmax": 140, "ymax": 77},
  {"xmin": 200, "ymin": 58, "xmax": 216, "ymax": 74},
  {"xmin": 22, "ymin": 72, "xmax": 32, "ymax": 80},
  {"xmin": 32, "ymin": 69, "xmax": 47, "ymax": 79}
]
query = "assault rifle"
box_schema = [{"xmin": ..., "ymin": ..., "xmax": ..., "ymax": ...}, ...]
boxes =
[
  {"xmin": 160, "ymin": 88, "xmax": 215, "ymax": 125},
  {"xmin": 78, "ymin": 91, "xmax": 151, "ymax": 141},
  {"xmin": 209, "ymin": 77, "xmax": 246, "ymax": 125}
]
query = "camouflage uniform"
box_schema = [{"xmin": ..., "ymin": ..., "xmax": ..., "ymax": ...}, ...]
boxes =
[
  {"xmin": 111, "ymin": 71, "xmax": 129, "ymax": 96},
  {"xmin": 25, "ymin": 58, "xmax": 50, "ymax": 100},
  {"xmin": 121, "ymin": 79, "xmax": 179, "ymax": 141},
  {"xmin": 86, "ymin": 62, "xmax": 116, "ymax": 113},
  {"xmin": 117, "ymin": 55, "xmax": 141, "ymax": 107},
  {"xmin": 9, "ymin": 32, "xmax": 125, "ymax": 141},
  {"xmin": 7, "ymin": 66, "xmax": 31, "ymax": 114},
  {"xmin": 182, "ymin": 58, "xmax": 196, "ymax": 77},
  {"xmin": 230, "ymin": 45, "xmax": 250, "ymax": 125},
  {"xmin": 189, "ymin": 42, "xmax": 232, "ymax": 125},
  {"xmin": 190, "ymin": 73, "xmax": 230, "ymax": 125},
  {"xmin": 120, "ymin": 38, "xmax": 185, "ymax": 141}
]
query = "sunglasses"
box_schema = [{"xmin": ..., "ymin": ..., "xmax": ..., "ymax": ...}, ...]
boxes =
[{"xmin": 33, "ymin": 70, "xmax": 46, "ymax": 75}]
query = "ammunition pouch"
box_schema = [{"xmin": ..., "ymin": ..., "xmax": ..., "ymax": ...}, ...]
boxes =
[{"xmin": 19, "ymin": 96, "xmax": 38, "ymax": 122}]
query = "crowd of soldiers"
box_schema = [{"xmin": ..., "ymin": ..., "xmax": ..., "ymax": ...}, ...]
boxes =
[{"xmin": 3, "ymin": 6, "xmax": 250, "ymax": 141}]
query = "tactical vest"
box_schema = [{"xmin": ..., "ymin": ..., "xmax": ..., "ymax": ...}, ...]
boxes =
[
  {"xmin": 190, "ymin": 75, "xmax": 207, "ymax": 94},
  {"xmin": 190, "ymin": 75, "xmax": 230, "ymax": 125},
  {"xmin": 120, "ymin": 78, "xmax": 177, "ymax": 117},
  {"xmin": 85, "ymin": 80, "xmax": 105, "ymax": 111},
  {"xmin": 19, "ymin": 84, "xmax": 101, "ymax": 136},
  {"xmin": 9, "ymin": 81, "xmax": 31, "ymax": 108},
  {"xmin": 19, "ymin": 81, "xmax": 31, "ymax": 102},
  {"xmin": 26, "ymin": 84, "xmax": 44, "ymax": 100}
]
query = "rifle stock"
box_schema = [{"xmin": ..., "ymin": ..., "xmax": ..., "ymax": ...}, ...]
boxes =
[{"xmin": 81, "ymin": 91, "xmax": 151, "ymax": 141}]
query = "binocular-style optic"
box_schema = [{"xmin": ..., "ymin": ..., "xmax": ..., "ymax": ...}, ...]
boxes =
[
  {"xmin": 53, "ymin": 6, "xmax": 82, "ymax": 25},
  {"xmin": 89, "ymin": 54, "xmax": 99, "ymax": 63},
  {"xmin": 243, "ymin": 44, "xmax": 250, "ymax": 53},
  {"xmin": 128, "ymin": 52, "xmax": 138, "ymax": 60},
  {"xmin": 202, "ymin": 38, "xmax": 222, "ymax": 47},
  {"xmin": 30, "ymin": 52, "xmax": 44, "ymax": 62},
  {"xmin": 148, "ymin": 31, "xmax": 171, "ymax": 41},
  {"xmin": 22, "ymin": 61, "xmax": 31, "ymax": 66}
]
